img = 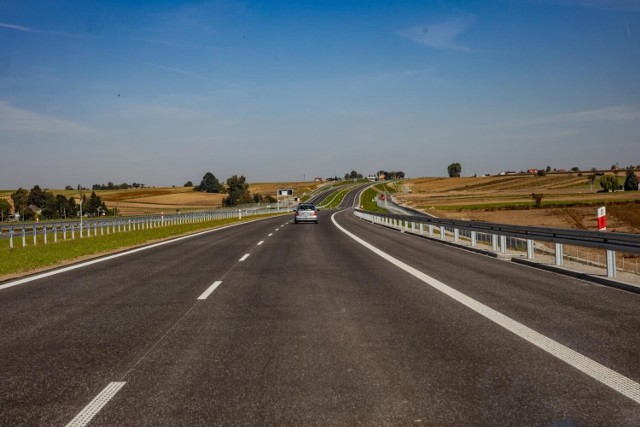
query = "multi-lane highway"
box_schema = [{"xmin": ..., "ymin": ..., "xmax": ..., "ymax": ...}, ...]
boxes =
[{"xmin": 1, "ymin": 188, "xmax": 640, "ymax": 425}]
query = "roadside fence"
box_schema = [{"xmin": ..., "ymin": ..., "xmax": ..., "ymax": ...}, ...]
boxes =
[
  {"xmin": 354, "ymin": 209, "xmax": 640, "ymax": 279},
  {"xmin": 0, "ymin": 204, "xmax": 283, "ymax": 250}
]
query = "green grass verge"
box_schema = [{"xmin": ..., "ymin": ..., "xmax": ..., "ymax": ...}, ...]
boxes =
[
  {"xmin": 360, "ymin": 188, "xmax": 387, "ymax": 213},
  {"xmin": 0, "ymin": 213, "xmax": 284, "ymax": 277}
]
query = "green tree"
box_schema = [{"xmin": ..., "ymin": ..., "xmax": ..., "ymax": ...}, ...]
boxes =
[
  {"xmin": 0, "ymin": 199, "xmax": 11, "ymax": 221},
  {"xmin": 599, "ymin": 175, "xmax": 619, "ymax": 192},
  {"xmin": 346, "ymin": 170, "xmax": 362, "ymax": 179},
  {"xmin": 40, "ymin": 191, "xmax": 59, "ymax": 219},
  {"xmin": 223, "ymin": 175, "xmax": 251, "ymax": 206},
  {"xmin": 27, "ymin": 185, "xmax": 47, "ymax": 208},
  {"xmin": 10, "ymin": 188, "xmax": 29, "ymax": 219},
  {"xmin": 195, "ymin": 172, "xmax": 224, "ymax": 193},
  {"xmin": 83, "ymin": 191, "xmax": 108, "ymax": 215},
  {"xmin": 447, "ymin": 163, "xmax": 462, "ymax": 178},
  {"xmin": 184, "ymin": 181, "xmax": 193, "ymax": 187},
  {"xmin": 624, "ymin": 168, "xmax": 639, "ymax": 191}
]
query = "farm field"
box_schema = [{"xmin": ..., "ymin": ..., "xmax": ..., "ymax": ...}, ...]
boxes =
[
  {"xmin": 398, "ymin": 174, "xmax": 640, "ymax": 233},
  {"xmin": 0, "ymin": 182, "xmax": 326, "ymax": 217}
]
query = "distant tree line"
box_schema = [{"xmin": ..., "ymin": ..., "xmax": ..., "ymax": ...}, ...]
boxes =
[
  {"xmin": 598, "ymin": 168, "xmax": 639, "ymax": 192},
  {"xmin": 6, "ymin": 186, "xmax": 111, "ymax": 221},
  {"xmin": 92, "ymin": 182, "xmax": 145, "ymax": 190},
  {"xmin": 377, "ymin": 170, "xmax": 405, "ymax": 179},
  {"xmin": 341, "ymin": 170, "xmax": 405, "ymax": 180}
]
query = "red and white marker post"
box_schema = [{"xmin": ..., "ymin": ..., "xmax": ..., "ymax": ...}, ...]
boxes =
[{"xmin": 597, "ymin": 206, "xmax": 606, "ymax": 231}]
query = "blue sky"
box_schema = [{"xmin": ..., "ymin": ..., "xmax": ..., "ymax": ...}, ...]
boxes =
[{"xmin": 1, "ymin": 0, "xmax": 639, "ymax": 188}]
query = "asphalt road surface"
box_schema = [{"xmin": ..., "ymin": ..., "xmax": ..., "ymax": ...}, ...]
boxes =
[{"xmin": 1, "ymin": 195, "xmax": 640, "ymax": 425}]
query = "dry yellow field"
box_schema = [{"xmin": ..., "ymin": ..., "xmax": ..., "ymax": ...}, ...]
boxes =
[
  {"xmin": 98, "ymin": 182, "xmax": 325, "ymax": 215},
  {"xmin": 0, "ymin": 182, "xmax": 327, "ymax": 217},
  {"xmin": 397, "ymin": 174, "xmax": 640, "ymax": 233}
]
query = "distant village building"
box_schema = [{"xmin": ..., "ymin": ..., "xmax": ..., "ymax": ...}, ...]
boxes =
[{"xmin": 528, "ymin": 169, "xmax": 538, "ymax": 175}]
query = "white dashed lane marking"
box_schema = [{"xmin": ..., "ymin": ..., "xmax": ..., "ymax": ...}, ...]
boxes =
[
  {"xmin": 198, "ymin": 281, "xmax": 222, "ymax": 300},
  {"xmin": 239, "ymin": 253, "xmax": 250, "ymax": 262},
  {"xmin": 65, "ymin": 382, "xmax": 126, "ymax": 427}
]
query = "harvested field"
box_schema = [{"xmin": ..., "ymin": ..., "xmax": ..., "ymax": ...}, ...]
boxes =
[
  {"xmin": 399, "ymin": 174, "xmax": 640, "ymax": 233},
  {"xmin": 0, "ymin": 182, "xmax": 327, "ymax": 217}
]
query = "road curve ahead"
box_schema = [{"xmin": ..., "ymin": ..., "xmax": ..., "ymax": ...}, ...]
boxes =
[{"xmin": 1, "ymin": 206, "xmax": 640, "ymax": 426}]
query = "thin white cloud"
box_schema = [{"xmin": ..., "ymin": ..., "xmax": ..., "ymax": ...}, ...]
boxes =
[
  {"xmin": 538, "ymin": 0, "xmax": 640, "ymax": 12},
  {"xmin": 0, "ymin": 22, "xmax": 35, "ymax": 32},
  {"xmin": 398, "ymin": 16, "xmax": 476, "ymax": 51},
  {"xmin": 482, "ymin": 105, "xmax": 640, "ymax": 129},
  {"xmin": 0, "ymin": 21, "xmax": 96, "ymax": 39},
  {"xmin": 492, "ymin": 129, "xmax": 580, "ymax": 142},
  {"xmin": 0, "ymin": 101, "xmax": 89, "ymax": 134},
  {"xmin": 0, "ymin": 21, "xmax": 215, "ymax": 48}
]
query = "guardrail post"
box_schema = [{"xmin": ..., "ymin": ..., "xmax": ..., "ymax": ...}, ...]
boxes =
[
  {"xmin": 500, "ymin": 235, "xmax": 507, "ymax": 253},
  {"xmin": 471, "ymin": 231, "xmax": 477, "ymax": 247},
  {"xmin": 440, "ymin": 226, "xmax": 445, "ymax": 240},
  {"xmin": 63, "ymin": 224, "xmax": 67, "ymax": 240},
  {"xmin": 33, "ymin": 225, "xmax": 37, "ymax": 245},
  {"xmin": 492, "ymin": 235, "xmax": 498, "ymax": 251},
  {"xmin": 9, "ymin": 227, "xmax": 13, "ymax": 249},
  {"xmin": 419, "ymin": 223, "xmax": 424, "ymax": 235},
  {"xmin": 555, "ymin": 243, "xmax": 563, "ymax": 266},
  {"xmin": 606, "ymin": 250, "xmax": 616, "ymax": 278},
  {"xmin": 428, "ymin": 225, "xmax": 434, "ymax": 237},
  {"xmin": 527, "ymin": 239, "xmax": 534, "ymax": 259},
  {"xmin": 44, "ymin": 225, "xmax": 47, "ymax": 244},
  {"xmin": 454, "ymin": 228, "xmax": 459, "ymax": 243},
  {"xmin": 71, "ymin": 225, "xmax": 75, "ymax": 240}
]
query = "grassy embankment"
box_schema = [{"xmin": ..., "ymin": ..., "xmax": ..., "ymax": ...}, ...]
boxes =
[{"xmin": 0, "ymin": 213, "xmax": 284, "ymax": 278}]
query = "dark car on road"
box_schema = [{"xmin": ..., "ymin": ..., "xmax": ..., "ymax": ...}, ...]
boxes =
[{"xmin": 293, "ymin": 203, "xmax": 319, "ymax": 224}]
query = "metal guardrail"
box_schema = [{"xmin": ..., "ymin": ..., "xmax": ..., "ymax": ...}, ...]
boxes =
[
  {"xmin": 353, "ymin": 209, "xmax": 640, "ymax": 279},
  {"xmin": 0, "ymin": 204, "xmax": 285, "ymax": 249}
]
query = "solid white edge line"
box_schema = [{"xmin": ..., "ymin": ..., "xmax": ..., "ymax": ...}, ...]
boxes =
[
  {"xmin": 0, "ymin": 219, "xmax": 264, "ymax": 292},
  {"xmin": 239, "ymin": 253, "xmax": 250, "ymax": 262},
  {"xmin": 331, "ymin": 211, "xmax": 640, "ymax": 405},
  {"xmin": 65, "ymin": 381, "xmax": 126, "ymax": 427},
  {"xmin": 198, "ymin": 281, "xmax": 222, "ymax": 300}
]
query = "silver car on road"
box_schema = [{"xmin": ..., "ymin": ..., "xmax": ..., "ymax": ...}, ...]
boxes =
[{"xmin": 293, "ymin": 203, "xmax": 319, "ymax": 224}]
